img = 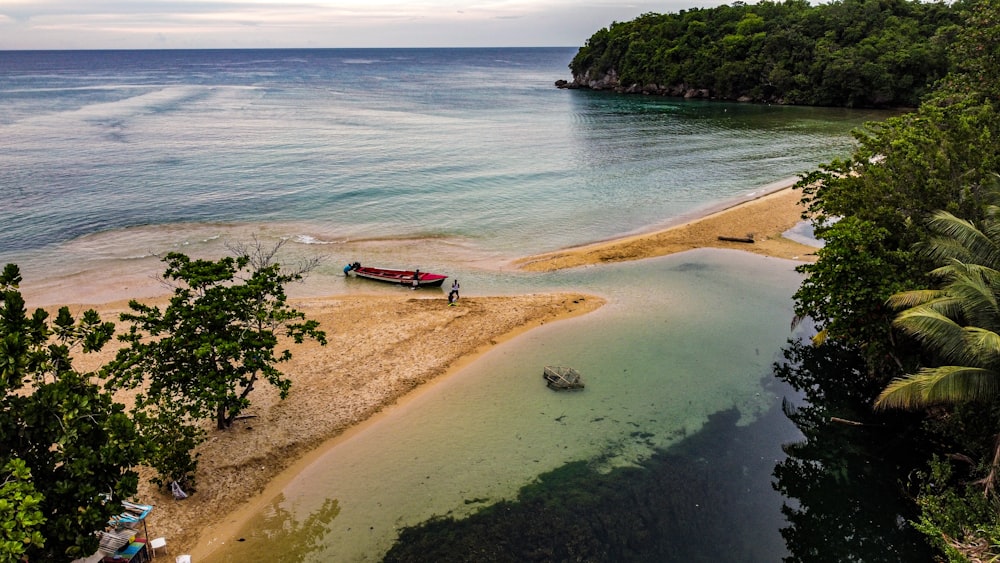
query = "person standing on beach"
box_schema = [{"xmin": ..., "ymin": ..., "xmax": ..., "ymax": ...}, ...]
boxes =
[
  {"xmin": 411, "ymin": 269, "xmax": 420, "ymax": 290},
  {"xmin": 448, "ymin": 280, "xmax": 460, "ymax": 305}
]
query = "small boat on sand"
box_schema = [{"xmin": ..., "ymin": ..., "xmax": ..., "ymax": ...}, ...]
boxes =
[
  {"xmin": 543, "ymin": 366, "xmax": 585, "ymax": 390},
  {"xmin": 344, "ymin": 262, "xmax": 448, "ymax": 287}
]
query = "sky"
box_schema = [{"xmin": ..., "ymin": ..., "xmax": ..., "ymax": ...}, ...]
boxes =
[{"xmin": 0, "ymin": 0, "xmax": 729, "ymax": 50}]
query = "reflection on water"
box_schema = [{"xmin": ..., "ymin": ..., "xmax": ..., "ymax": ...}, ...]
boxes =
[
  {"xmin": 218, "ymin": 495, "xmax": 341, "ymax": 562},
  {"xmin": 385, "ymin": 396, "xmax": 801, "ymax": 562},
  {"xmin": 196, "ymin": 249, "xmax": 937, "ymax": 562},
  {"xmin": 201, "ymin": 250, "xmax": 806, "ymax": 562},
  {"xmin": 774, "ymin": 339, "xmax": 935, "ymax": 562}
]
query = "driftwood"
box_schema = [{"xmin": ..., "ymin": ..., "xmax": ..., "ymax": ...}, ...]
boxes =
[
  {"xmin": 830, "ymin": 416, "xmax": 865, "ymax": 426},
  {"xmin": 717, "ymin": 235, "xmax": 755, "ymax": 243}
]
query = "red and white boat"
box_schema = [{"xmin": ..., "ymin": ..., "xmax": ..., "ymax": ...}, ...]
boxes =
[{"xmin": 345, "ymin": 262, "xmax": 448, "ymax": 287}]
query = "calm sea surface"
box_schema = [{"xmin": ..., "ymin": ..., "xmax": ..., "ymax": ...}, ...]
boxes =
[
  {"xmin": 1, "ymin": 48, "xmax": 912, "ymax": 561},
  {"xmin": 1, "ymin": 48, "xmax": 888, "ymax": 303}
]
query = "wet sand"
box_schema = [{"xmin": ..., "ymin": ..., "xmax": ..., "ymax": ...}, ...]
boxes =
[
  {"xmin": 66, "ymin": 184, "xmax": 812, "ymax": 557},
  {"xmin": 514, "ymin": 181, "xmax": 817, "ymax": 271}
]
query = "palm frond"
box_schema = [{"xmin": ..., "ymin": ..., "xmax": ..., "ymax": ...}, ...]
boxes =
[
  {"xmin": 886, "ymin": 289, "xmax": 946, "ymax": 310},
  {"xmin": 893, "ymin": 306, "xmax": 969, "ymax": 363},
  {"xmin": 947, "ymin": 274, "xmax": 1000, "ymax": 331},
  {"xmin": 875, "ymin": 366, "xmax": 999, "ymax": 410},
  {"xmin": 925, "ymin": 211, "xmax": 1000, "ymax": 265},
  {"xmin": 962, "ymin": 327, "xmax": 1000, "ymax": 370}
]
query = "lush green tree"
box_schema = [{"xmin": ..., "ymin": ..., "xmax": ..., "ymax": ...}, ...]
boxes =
[
  {"xmin": 0, "ymin": 264, "xmax": 143, "ymax": 561},
  {"xmin": 877, "ymin": 206, "xmax": 1000, "ymax": 410},
  {"xmin": 792, "ymin": 87, "xmax": 1000, "ymax": 375},
  {"xmin": 106, "ymin": 241, "xmax": 326, "ymax": 487},
  {"xmin": 0, "ymin": 459, "xmax": 45, "ymax": 563},
  {"xmin": 909, "ymin": 456, "xmax": 1000, "ymax": 561},
  {"xmin": 569, "ymin": 0, "xmax": 959, "ymax": 107}
]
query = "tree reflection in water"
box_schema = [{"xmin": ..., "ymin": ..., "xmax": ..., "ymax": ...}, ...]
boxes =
[
  {"xmin": 386, "ymin": 391, "xmax": 796, "ymax": 562},
  {"xmin": 206, "ymin": 494, "xmax": 340, "ymax": 562},
  {"xmin": 773, "ymin": 339, "xmax": 934, "ymax": 563},
  {"xmin": 386, "ymin": 339, "xmax": 939, "ymax": 562}
]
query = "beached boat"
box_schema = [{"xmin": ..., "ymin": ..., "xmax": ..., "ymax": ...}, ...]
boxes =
[
  {"xmin": 543, "ymin": 365, "xmax": 585, "ymax": 390},
  {"xmin": 345, "ymin": 262, "xmax": 448, "ymax": 287}
]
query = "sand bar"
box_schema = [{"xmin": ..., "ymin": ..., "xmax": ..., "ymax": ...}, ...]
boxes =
[
  {"xmin": 513, "ymin": 182, "xmax": 817, "ymax": 271},
  {"xmin": 58, "ymin": 181, "xmax": 813, "ymax": 557},
  {"xmin": 70, "ymin": 292, "xmax": 603, "ymax": 556}
]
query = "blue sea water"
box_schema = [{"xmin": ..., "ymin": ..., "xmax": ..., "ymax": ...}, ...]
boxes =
[
  {"xmin": 1, "ymin": 48, "xmax": 888, "ymax": 303},
  {"xmin": 2, "ymin": 48, "xmax": 910, "ymax": 561}
]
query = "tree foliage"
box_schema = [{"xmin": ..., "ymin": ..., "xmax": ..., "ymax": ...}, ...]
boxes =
[
  {"xmin": 106, "ymin": 241, "xmax": 326, "ymax": 487},
  {"xmin": 569, "ymin": 0, "xmax": 962, "ymax": 107},
  {"xmin": 792, "ymin": 52, "xmax": 1000, "ymax": 375},
  {"xmin": 877, "ymin": 205, "xmax": 1000, "ymax": 410},
  {"xmin": 0, "ymin": 264, "xmax": 143, "ymax": 562},
  {"xmin": 0, "ymin": 459, "xmax": 44, "ymax": 563},
  {"xmin": 780, "ymin": 0, "xmax": 1000, "ymax": 558}
]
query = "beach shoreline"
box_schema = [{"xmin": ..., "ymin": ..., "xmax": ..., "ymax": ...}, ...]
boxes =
[
  {"xmin": 513, "ymin": 181, "xmax": 816, "ymax": 271},
  {"xmin": 73, "ymin": 292, "xmax": 605, "ymax": 559},
  {"xmin": 54, "ymin": 182, "xmax": 814, "ymax": 558}
]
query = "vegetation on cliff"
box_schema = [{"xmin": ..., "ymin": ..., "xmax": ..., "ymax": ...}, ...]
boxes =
[
  {"xmin": 567, "ymin": 0, "xmax": 963, "ymax": 107},
  {"xmin": 788, "ymin": 0, "xmax": 1000, "ymax": 558}
]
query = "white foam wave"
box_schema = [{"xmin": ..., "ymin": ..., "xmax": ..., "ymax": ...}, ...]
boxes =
[{"xmin": 293, "ymin": 235, "xmax": 347, "ymax": 245}]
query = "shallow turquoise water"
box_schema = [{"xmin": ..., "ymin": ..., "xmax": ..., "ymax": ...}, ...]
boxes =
[
  {"xmin": 0, "ymin": 48, "xmax": 888, "ymax": 305},
  {"xmin": 1, "ymin": 48, "xmax": 889, "ymax": 560},
  {"xmin": 201, "ymin": 250, "xmax": 805, "ymax": 562}
]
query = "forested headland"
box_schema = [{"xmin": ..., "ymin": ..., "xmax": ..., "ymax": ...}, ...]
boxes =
[{"xmin": 561, "ymin": 0, "xmax": 964, "ymax": 108}]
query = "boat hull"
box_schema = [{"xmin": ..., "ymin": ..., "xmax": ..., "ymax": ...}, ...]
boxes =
[{"xmin": 349, "ymin": 266, "xmax": 447, "ymax": 287}]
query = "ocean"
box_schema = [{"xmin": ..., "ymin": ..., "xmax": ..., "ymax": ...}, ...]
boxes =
[
  {"xmin": 1, "ymin": 48, "xmax": 906, "ymax": 561},
  {"xmin": 1, "ymin": 47, "xmax": 887, "ymax": 304}
]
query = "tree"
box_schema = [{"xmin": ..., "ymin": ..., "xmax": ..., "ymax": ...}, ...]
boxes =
[
  {"xmin": 875, "ymin": 202, "xmax": 1000, "ymax": 500},
  {"xmin": 0, "ymin": 459, "xmax": 44, "ymax": 563},
  {"xmin": 877, "ymin": 206, "xmax": 1000, "ymax": 409},
  {"xmin": 0, "ymin": 264, "xmax": 143, "ymax": 561},
  {"xmin": 106, "ymin": 241, "xmax": 326, "ymax": 487}
]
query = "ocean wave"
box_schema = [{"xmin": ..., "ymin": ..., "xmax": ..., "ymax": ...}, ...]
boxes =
[{"xmin": 292, "ymin": 235, "xmax": 347, "ymax": 245}]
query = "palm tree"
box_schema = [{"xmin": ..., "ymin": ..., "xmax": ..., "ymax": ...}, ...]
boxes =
[
  {"xmin": 877, "ymin": 207, "xmax": 1000, "ymax": 410},
  {"xmin": 877, "ymin": 204, "xmax": 1000, "ymax": 492}
]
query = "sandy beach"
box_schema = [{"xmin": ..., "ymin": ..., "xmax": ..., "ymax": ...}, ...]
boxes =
[
  {"xmin": 514, "ymin": 180, "xmax": 817, "ymax": 271},
  {"xmin": 64, "ymin": 183, "xmax": 813, "ymax": 557}
]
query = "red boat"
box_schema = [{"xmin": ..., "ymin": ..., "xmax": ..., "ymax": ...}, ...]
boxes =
[{"xmin": 344, "ymin": 262, "xmax": 448, "ymax": 287}]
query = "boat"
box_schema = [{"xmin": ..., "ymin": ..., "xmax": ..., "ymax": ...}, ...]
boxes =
[
  {"xmin": 543, "ymin": 365, "xmax": 585, "ymax": 390},
  {"xmin": 345, "ymin": 262, "xmax": 448, "ymax": 287}
]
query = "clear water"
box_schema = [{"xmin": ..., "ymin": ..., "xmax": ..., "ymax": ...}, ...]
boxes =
[
  {"xmin": 200, "ymin": 250, "xmax": 806, "ymax": 562},
  {"xmin": 0, "ymin": 48, "xmax": 888, "ymax": 304},
  {"xmin": 1, "ymin": 48, "xmax": 895, "ymax": 561}
]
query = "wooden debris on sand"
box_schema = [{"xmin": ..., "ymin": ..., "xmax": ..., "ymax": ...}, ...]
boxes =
[
  {"xmin": 717, "ymin": 233, "xmax": 755, "ymax": 243},
  {"xmin": 543, "ymin": 365, "xmax": 585, "ymax": 390}
]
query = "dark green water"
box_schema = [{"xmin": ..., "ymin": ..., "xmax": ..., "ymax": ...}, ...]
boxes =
[{"xmin": 200, "ymin": 250, "xmax": 934, "ymax": 562}]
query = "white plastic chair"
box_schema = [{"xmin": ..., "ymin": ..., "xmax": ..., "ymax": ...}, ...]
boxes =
[{"xmin": 149, "ymin": 536, "xmax": 167, "ymax": 557}]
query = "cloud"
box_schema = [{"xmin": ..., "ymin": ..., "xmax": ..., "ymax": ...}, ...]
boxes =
[{"xmin": 0, "ymin": 0, "xmax": 709, "ymax": 50}]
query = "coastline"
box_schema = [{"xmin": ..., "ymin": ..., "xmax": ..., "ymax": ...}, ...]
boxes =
[
  {"xmin": 513, "ymin": 181, "xmax": 816, "ymax": 271},
  {"xmin": 74, "ymin": 292, "xmax": 605, "ymax": 557},
  {"xmin": 58, "ymin": 181, "xmax": 814, "ymax": 557}
]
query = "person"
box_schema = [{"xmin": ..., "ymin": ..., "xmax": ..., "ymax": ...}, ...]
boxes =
[
  {"xmin": 343, "ymin": 263, "xmax": 353, "ymax": 276},
  {"xmin": 411, "ymin": 269, "xmax": 420, "ymax": 290},
  {"xmin": 450, "ymin": 279, "xmax": 460, "ymax": 298}
]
